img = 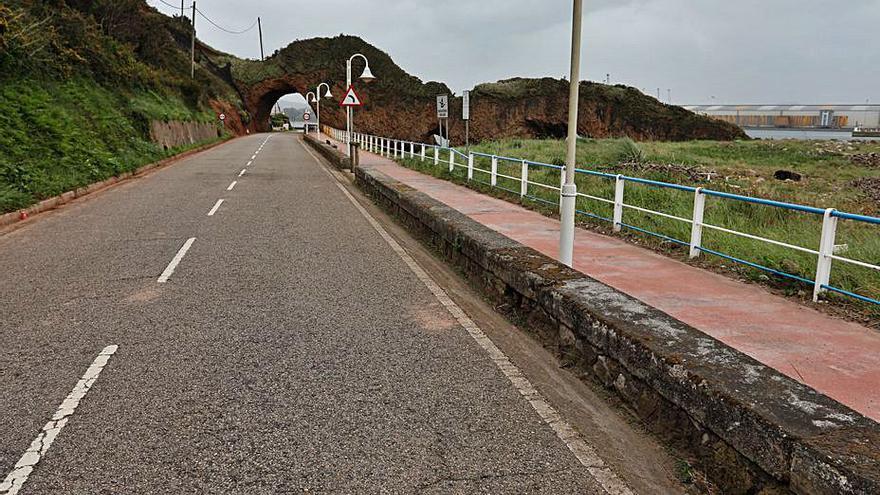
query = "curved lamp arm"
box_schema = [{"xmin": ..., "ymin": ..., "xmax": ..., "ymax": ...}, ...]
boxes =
[{"xmin": 316, "ymin": 82, "xmax": 332, "ymax": 98}]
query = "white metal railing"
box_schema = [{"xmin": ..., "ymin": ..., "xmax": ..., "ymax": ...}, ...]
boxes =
[{"xmin": 319, "ymin": 126, "xmax": 880, "ymax": 307}]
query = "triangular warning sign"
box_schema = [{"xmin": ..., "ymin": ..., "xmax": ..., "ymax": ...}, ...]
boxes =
[{"xmin": 340, "ymin": 86, "xmax": 363, "ymax": 107}]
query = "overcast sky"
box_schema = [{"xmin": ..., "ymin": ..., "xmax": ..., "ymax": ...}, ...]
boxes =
[{"xmin": 149, "ymin": 0, "xmax": 880, "ymax": 106}]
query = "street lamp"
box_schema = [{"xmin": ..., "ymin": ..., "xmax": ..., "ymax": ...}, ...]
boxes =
[
  {"xmin": 559, "ymin": 0, "xmax": 583, "ymax": 267},
  {"xmin": 305, "ymin": 91, "xmax": 317, "ymax": 133},
  {"xmin": 346, "ymin": 53, "xmax": 376, "ymax": 156},
  {"xmin": 315, "ymin": 82, "xmax": 332, "ymax": 134}
]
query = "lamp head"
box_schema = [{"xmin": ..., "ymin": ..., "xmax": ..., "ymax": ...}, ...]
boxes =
[
  {"xmin": 324, "ymin": 88, "xmax": 334, "ymax": 99},
  {"xmin": 359, "ymin": 65, "xmax": 376, "ymax": 84}
]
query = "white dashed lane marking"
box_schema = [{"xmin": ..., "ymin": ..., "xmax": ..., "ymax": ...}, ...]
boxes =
[
  {"xmin": 0, "ymin": 346, "xmax": 119, "ymax": 495},
  {"xmin": 302, "ymin": 140, "xmax": 633, "ymax": 495},
  {"xmin": 207, "ymin": 199, "xmax": 224, "ymax": 217},
  {"xmin": 239, "ymin": 169, "xmax": 246, "ymax": 177},
  {"xmin": 227, "ymin": 181, "xmax": 237, "ymax": 191},
  {"xmin": 157, "ymin": 238, "xmax": 196, "ymax": 283}
]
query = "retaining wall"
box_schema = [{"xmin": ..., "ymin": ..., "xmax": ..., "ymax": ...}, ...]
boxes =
[
  {"xmin": 149, "ymin": 120, "xmax": 222, "ymax": 150},
  {"xmin": 304, "ymin": 134, "xmax": 880, "ymax": 495}
]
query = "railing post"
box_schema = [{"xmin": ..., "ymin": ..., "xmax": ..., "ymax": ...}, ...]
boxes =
[
  {"xmin": 394, "ymin": 140, "xmax": 399, "ymax": 158},
  {"xmin": 410, "ymin": 142, "xmax": 415, "ymax": 158},
  {"xmin": 491, "ymin": 155, "xmax": 498, "ymax": 186},
  {"xmin": 468, "ymin": 153, "xmax": 474, "ymax": 180},
  {"xmin": 814, "ymin": 208, "xmax": 839, "ymax": 302},
  {"xmin": 421, "ymin": 144, "xmax": 426, "ymax": 161},
  {"xmin": 613, "ymin": 174, "xmax": 625, "ymax": 232},
  {"xmin": 689, "ymin": 188, "xmax": 706, "ymax": 258},
  {"xmin": 521, "ymin": 160, "xmax": 529, "ymax": 197},
  {"xmin": 433, "ymin": 146, "xmax": 439, "ymax": 165},
  {"xmin": 449, "ymin": 149, "xmax": 455, "ymax": 172}
]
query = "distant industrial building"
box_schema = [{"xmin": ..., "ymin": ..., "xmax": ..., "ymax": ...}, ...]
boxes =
[{"xmin": 683, "ymin": 104, "xmax": 880, "ymax": 129}]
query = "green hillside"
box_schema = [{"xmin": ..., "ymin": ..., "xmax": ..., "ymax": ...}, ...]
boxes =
[{"xmin": 0, "ymin": 0, "xmax": 241, "ymax": 213}]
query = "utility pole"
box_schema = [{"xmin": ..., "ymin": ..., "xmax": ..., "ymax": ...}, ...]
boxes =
[
  {"xmin": 180, "ymin": 0, "xmax": 184, "ymax": 17},
  {"xmin": 258, "ymin": 17, "xmax": 264, "ymax": 60},
  {"xmin": 190, "ymin": 2, "xmax": 196, "ymax": 78},
  {"xmin": 559, "ymin": 0, "xmax": 583, "ymax": 267}
]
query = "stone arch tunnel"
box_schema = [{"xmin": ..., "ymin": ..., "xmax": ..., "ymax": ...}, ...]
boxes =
[{"xmin": 219, "ymin": 35, "xmax": 744, "ymax": 142}]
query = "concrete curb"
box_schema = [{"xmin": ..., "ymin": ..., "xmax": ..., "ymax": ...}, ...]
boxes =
[
  {"xmin": 303, "ymin": 135, "xmax": 880, "ymax": 494},
  {"xmin": 0, "ymin": 136, "xmax": 237, "ymax": 230}
]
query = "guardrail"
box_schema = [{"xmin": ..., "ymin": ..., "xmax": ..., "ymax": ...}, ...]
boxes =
[{"xmin": 322, "ymin": 125, "xmax": 880, "ymax": 307}]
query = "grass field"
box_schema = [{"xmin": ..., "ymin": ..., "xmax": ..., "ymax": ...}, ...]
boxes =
[{"xmin": 396, "ymin": 137, "xmax": 880, "ymax": 320}]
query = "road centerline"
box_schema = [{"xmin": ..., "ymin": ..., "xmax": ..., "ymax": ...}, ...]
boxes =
[
  {"xmin": 207, "ymin": 199, "xmax": 225, "ymax": 216},
  {"xmin": 157, "ymin": 238, "xmax": 196, "ymax": 283},
  {"xmin": 0, "ymin": 345, "xmax": 119, "ymax": 495}
]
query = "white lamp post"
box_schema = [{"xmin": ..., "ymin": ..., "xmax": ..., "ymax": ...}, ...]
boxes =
[
  {"xmin": 305, "ymin": 91, "xmax": 317, "ymax": 133},
  {"xmin": 346, "ymin": 53, "xmax": 376, "ymax": 156},
  {"xmin": 559, "ymin": 0, "xmax": 583, "ymax": 267},
  {"xmin": 315, "ymin": 82, "xmax": 332, "ymax": 134}
]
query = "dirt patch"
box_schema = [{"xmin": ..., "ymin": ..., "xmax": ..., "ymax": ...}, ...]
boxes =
[
  {"xmin": 850, "ymin": 153, "xmax": 880, "ymax": 168},
  {"xmin": 124, "ymin": 286, "xmax": 162, "ymax": 304},
  {"xmin": 852, "ymin": 177, "xmax": 880, "ymax": 203},
  {"xmin": 408, "ymin": 303, "xmax": 458, "ymax": 333}
]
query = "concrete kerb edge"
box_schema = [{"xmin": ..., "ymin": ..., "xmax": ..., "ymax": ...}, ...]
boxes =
[
  {"xmin": 302, "ymin": 136, "xmax": 880, "ymax": 494},
  {"xmin": 0, "ymin": 136, "xmax": 238, "ymax": 230}
]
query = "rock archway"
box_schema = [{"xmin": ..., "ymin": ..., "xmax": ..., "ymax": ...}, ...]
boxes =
[{"xmin": 220, "ymin": 35, "xmax": 744, "ymax": 141}]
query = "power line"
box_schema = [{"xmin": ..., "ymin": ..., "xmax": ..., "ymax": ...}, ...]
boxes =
[
  {"xmin": 153, "ymin": 0, "xmax": 259, "ymax": 36},
  {"xmin": 196, "ymin": 8, "xmax": 259, "ymax": 35},
  {"xmin": 155, "ymin": 0, "xmax": 184, "ymax": 12}
]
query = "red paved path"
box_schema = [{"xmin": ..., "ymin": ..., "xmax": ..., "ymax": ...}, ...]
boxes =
[{"xmin": 320, "ymin": 133, "xmax": 880, "ymax": 422}]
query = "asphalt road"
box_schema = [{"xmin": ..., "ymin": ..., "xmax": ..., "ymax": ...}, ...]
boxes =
[{"xmin": 0, "ymin": 134, "xmax": 675, "ymax": 493}]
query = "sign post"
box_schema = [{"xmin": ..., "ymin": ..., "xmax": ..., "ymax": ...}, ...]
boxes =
[
  {"xmin": 437, "ymin": 94, "xmax": 449, "ymax": 147},
  {"xmin": 341, "ymin": 85, "xmax": 364, "ymax": 154},
  {"xmin": 462, "ymin": 90, "xmax": 470, "ymax": 152}
]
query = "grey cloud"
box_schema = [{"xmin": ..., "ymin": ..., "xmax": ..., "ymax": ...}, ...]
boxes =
[{"xmin": 150, "ymin": 0, "xmax": 880, "ymax": 104}]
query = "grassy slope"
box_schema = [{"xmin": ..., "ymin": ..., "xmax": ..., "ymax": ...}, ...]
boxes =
[
  {"xmin": 0, "ymin": 1, "xmax": 238, "ymax": 213},
  {"xmin": 398, "ymin": 138, "xmax": 880, "ymax": 320}
]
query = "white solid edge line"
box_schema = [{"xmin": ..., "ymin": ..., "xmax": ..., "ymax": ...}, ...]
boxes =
[
  {"xmin": 0, "ymin": 345, "xmax": 119, "ymax": 495},
  {"xmin": 207, "ymin": 199, "xmax": 224, "ymax": 216},
  {"xmin": 239, "ymin": 169, "xmax": 247, "ymax": 177},
  {"xmin": 301, "ymin": 141, "xmax": 633, "ymax": 495},
  {"xmin": 157, "ymin": 238, "xmax": 196, "ymax": 283},
  {"xmin": 227, "ymin": 181, "xmax": 237, "ymax": 191}
]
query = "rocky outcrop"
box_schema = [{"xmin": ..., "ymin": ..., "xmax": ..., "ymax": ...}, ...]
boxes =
[
  {"xmin": 228, "ymin": 36, "xmax": 746, "ymax": 142},
  {"xmin": 457, "ymin": 78, "xmax": 747, "ymax": 141}
]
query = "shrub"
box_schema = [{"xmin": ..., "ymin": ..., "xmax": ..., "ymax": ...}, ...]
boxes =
[{"xmin": 615, "ymin": 138, "xmax": 646, "ymax": 164}]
